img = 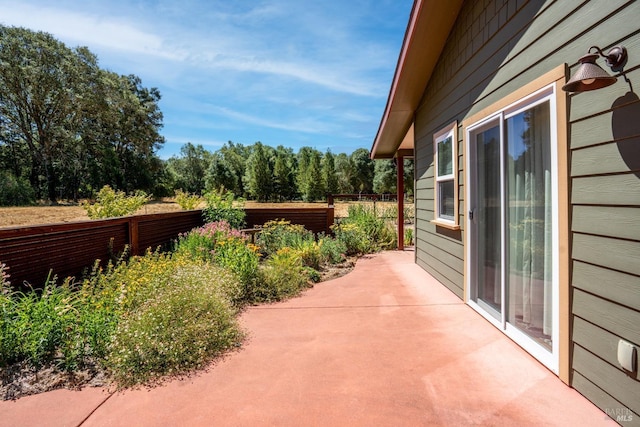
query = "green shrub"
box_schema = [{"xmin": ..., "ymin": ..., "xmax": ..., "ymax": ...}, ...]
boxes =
[
  {"xmin": 202, "ymin": 190, "xmax": 245, "ymax": 229},
  {"xmin": 0, "ymin": 171, "xmax": 35, "ymax": 206},
  {"xmin": 211, "ymin": 237, "xmax": 260, "ymax": 302},
  {"xmin": 0, "ymin": 262, "xmax": 19, "ymax": 367},
  {"xmin": 9, "ymin": 277, "xmax": 83, "ymax": 371},
  {"xmin": 252, "ymin": 248, "xmax": 311, "ymax": 303},
  {"xmin": 175, "ymin": 221, "xmax": 247, "ymax": 262},
  {"xmin": 0, "ymin": 263, "xmax": 117, "ymax": 371},
  {"xmin": 174, "ymin": 189, "xmax": 202, "ymax": 210},
  {"xmin": 294, "ymin": 240, "xmax": 322, "ymax": 270},
  {"xmin": 331, "ymin": 222, "xmax": 370, "ymax": 255},
  {"xmin": 83, "ymin": 185, "xmax": 151, "ymax": 219},
  {"xmin": 105, "ymin": 263, "xmax": 243, "ymax": 387},
  {"xmin": 333, "ymin": 205, "xmax": 396, "ymax": 255},
  {"xmin": 404, "ymin": 228, "xmax": 414, "ymax": 246},
  {"xmin": 317, "ymin": 235, "xmax": 347, "ymax": 264},
  {"xmin": 257, "ymin": 220, "xmax": 314, "ymax": 257}
]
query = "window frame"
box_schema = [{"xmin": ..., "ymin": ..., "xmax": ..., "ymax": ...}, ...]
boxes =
[{"xmin": 432, "ymin": 121, "xmax": 459, "ymax": 229}]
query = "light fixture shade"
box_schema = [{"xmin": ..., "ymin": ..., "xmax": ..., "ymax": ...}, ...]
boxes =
[{"xmin": 562, "ymin": 53, "xmax": 617, "ymax": 93}]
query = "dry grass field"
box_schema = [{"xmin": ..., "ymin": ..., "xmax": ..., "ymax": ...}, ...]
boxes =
[
  {"xmin": 0, "ymin": 200, "xmax": 184, "ymax": 229},
  {"xmin": 0, "ymin": 199, "xmax": 402, "ymax": 229}
]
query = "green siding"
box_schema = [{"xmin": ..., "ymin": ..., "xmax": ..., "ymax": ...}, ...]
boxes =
[
  {"xmin": 572, "ymin": 372, "xmax": 638, "ymax": 426},
  {"xmin": 572, "ymin": 174, "xmax": 640, "ymax": 205},
  {"xmin": 573, "ymin": 261, "xmax": 640, "ymax": 309},
  {"xmin": 572, "ymin": 234, "xmax": 640, "ymax": 277},
  {"xmin": 572, "ymin": 141, "xmax": 640, "ymax": 177},
  {"xmin": 566, "ymin": 0, "xmax": 640, "ymax": 413},
  {"xmin": 572, "ymin": 206, "xmax": 640, "ymax": 241},
  {"xmin": 573, "ymin": 345, "xmax": 640, "ymax": 415},
  {"xmin": 573, "ymin": 289, "xmax": 640, "ymax": 348},
  {"xmin": 411, "ymin": 0, "xmax": 640, "ymax": 419}
]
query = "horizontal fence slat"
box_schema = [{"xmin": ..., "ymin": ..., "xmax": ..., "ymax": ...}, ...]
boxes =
[
  {"xmin": 0, "ymin": 207, "xmax": 334, "ymax": 287},
  {"xmin": 0, "ymin": 211, "xmax": 204, "ymax": 287}
]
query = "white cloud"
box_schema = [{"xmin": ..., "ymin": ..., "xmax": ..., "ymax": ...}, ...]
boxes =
[
  {"xmin": 208, "ymin": 105, "xmax": 332, "ymax": 134},
  {"xmin": 163, "ymin": 136, "xmax": 226, "ymax": 149},
  {"xmin": 0, "ymin": 1, "xmax": 390, "ymax": 97},
  {"xmin": 0, "ymin": 2, "xmax": 186, "ymax": 60}
]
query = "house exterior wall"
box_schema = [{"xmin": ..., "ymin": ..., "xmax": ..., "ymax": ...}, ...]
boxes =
[{"xmin": 413, "ymin": 0, "xmax": 639, "ymax": 419}]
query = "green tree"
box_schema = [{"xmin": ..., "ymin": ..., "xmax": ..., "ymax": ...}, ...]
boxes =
[
  {"xmin": 373, "ymin": 159, "xmax": 396, "ymax": 194},
  {"xmin": 322, "ymin": 150, "xmax": 339, "ymax": 196},
  {"xmin": 205, "ymin": 141, "xmax": 248, "ymax": 196},
  {"xmin": 244, "ymin": 142, "xmax": 273, "ymax": 201},
  {"xmin": 0, "ymin": 26, "xmax": 98, "ymax": 203},
  {"xmin": 334, "ymin": 153, "xmax": 354, "ymax": 193},
  {"xmin": 100, "ymin": 74, "xmax": 165, "ymax": 194},
  {"xmin": 373, "ymin": 158, "xmax": 414, "ymax": 195},
  {"xmin": 296, "ymin": 146, "xmax": 313, "ymax": 198},
  {"xmin": 350, "ymin": 148, "xmax": 375, "ymax": 194},
  {"xmin": 403, "ymin": 158, "xmax": 414, "ymax": 196},
  {"xmin": 272, "ymin": 145, "xmax": 297, "ymax": 201},
  {"xmin": 166, "ymin": 143, "xmax": 211, "ymax": 194},
  {"xmin": 0, "ymin": 26, "xmax": 165, "ymax": 202},
  {"xmin": 305, "ymin": 150, "xmax": 325, "ymax": 201},
  {"xmin": 206, "ymin": 153, "xmax": 239, "ymax": 194}
]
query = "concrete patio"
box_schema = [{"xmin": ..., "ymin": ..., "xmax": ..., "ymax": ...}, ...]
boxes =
[{"xmin": 0, "ymin": 250, "xmax": 613, "ymax": 426}]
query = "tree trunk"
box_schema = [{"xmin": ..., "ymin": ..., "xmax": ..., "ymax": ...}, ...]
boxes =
[{"xmin": 45, "ymin": 161, "xmax": 58, "ymax": 205}]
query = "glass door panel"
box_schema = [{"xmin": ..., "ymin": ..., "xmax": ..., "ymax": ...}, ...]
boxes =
[
  {"xmin": 473, "ymin": 122, "xmax": 502, "ymax": 319},
  {"xmin": 467, "ymin": 87, "xmax": 557, "ymax": 371},
  {"xmin": 505, "ymin": 101, "xmax": 553, "ymax": 350}
]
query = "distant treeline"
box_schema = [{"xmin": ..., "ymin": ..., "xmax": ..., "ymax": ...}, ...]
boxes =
[
  {"xmin": 0, "ymin": 25, "xmax": 412, "ymax": 206},
  {"xmin": 164, "ymin": 142, "xmax": 413, "ymax": 202}
]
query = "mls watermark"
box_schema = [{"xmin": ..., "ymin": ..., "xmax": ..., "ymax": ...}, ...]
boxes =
[{"xmin": 605, "ymin": 407, "xmax": 634, "ymax": 423}]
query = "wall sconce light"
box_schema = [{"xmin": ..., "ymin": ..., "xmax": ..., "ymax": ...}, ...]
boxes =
[{"xmin": 562, "ymin": 45, "xmax": 628, "ymax": 92}]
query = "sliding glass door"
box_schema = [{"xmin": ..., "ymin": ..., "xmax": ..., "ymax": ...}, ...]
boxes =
[
  {"xmin": 471, "ymin": 120, "xmax": 503, "ymax": 320},
  {"xmin": 467, "ymin": 87, "xmax": 558, "ymax": 370}
]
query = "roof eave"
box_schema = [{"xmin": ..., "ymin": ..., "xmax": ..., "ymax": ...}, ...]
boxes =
[{"xmin": 370, "ymin": 0, "xmax": 464, "ymax": 159}]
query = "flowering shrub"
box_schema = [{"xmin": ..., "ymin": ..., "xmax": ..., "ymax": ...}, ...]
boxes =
[
  {"xmin": 105, "ymin": 263, "xmax": 243, "ymax": 386},
  {"xmin": 295, "ymin": 240, "xmax": 322, "ymax": 270},
  {"xmin": 81, "ymin": 251, "xmax": 245, "ymax": 385},
  {"xmin": 257, "ymin": 219, "xmax": 314, "ymax": 256},
  {"xmin": 210, "ymin": 237, "xmax": 260, "ymax": 301},
  {"xmin": 317, "ymin": 235, "xmax": 347, "ymax": 264},
  {"xmin": 175, "ymin": 222, "xmax": 260, "ymax": 302},
  {"xmin": 175, "ymin": 221, "xmax": 248, "ymax": 262}
]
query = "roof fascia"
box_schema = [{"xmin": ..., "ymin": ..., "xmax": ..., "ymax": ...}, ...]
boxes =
[{"xmin": 370, "ymin": 0, "xmax": 464, "ymax": 159}]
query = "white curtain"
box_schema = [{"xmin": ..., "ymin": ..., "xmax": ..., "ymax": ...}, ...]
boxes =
[{"xmin": 506, "ymin": 102, "xmax": 553, "ymax": 348}]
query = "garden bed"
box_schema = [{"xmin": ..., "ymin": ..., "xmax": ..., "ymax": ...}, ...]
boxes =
[
  {"xmin": 0, "ymin": 255, "xmax": 357, "ymax": 401},
  {"xmin": 1, "ymin": 199, "xmax": 394, "ymax": 400}
]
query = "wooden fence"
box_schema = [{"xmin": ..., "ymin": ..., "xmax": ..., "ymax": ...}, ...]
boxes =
[
  {"xmin": 0, "ymin": 207, "xmax": 334, "ymax": 288},
  {"xmin": 0, "ymin": 210, "xmax": 204, "ymax": 288},
  {"xmin": 244, "ymin": 208, "xmax": 334, "ymax": 235}
]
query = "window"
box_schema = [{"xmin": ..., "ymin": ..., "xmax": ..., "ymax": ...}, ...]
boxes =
[{"xmin": 433, "ymin": 121, "xmax": 458, "ymax": 228}]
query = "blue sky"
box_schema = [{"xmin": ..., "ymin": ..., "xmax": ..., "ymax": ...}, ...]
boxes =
[{"xmin": 0, "ymin": 0, "xmax": 413, "ymax": 159}]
